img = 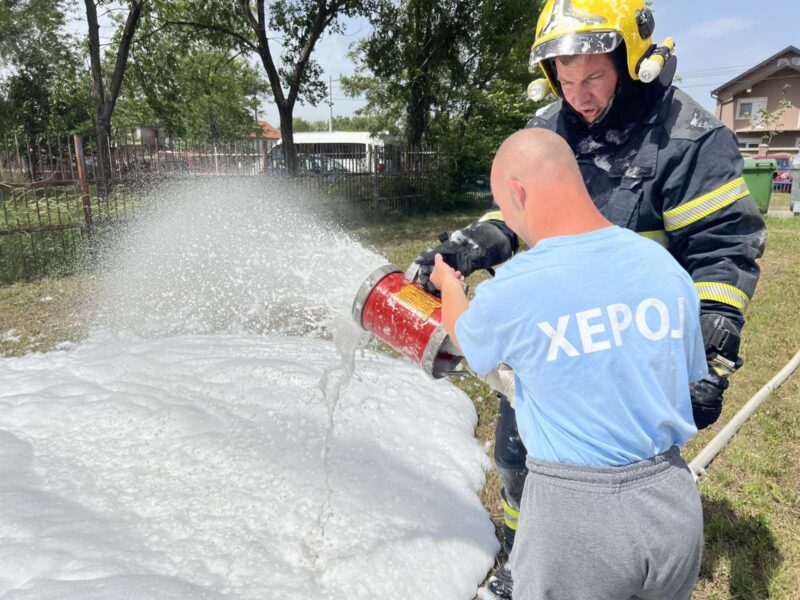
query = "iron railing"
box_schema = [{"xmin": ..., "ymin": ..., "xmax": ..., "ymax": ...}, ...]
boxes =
[
  {"xmin": 772, "ymin": 181, "xmax": 792, "ymax": 194},
  {"xmin": 1, "ymin": 133, "xmax": 462, "ymax": 283}
]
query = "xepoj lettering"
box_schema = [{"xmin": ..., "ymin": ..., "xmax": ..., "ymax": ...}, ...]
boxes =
[{"xmin": 538, "ymin": 296, "xmax": 686, "ymax": 361}]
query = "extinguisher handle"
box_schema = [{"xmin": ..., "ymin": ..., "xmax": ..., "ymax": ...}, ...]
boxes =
[
  {"xmin": 404, "ymin": 261, "xmax": 468, "ymax": 298},
  {"xmin": 404, "ymin": 261, "xmax": 422, "ymax": 284}
]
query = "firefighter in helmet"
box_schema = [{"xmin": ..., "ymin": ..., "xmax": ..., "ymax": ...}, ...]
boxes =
[{"xmin": 415, "ymin": 1, "xmax": 766, "ymax": 598}]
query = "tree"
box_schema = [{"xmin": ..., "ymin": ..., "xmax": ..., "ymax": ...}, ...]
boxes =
[
  {"xmin": 292, "ymin": 114, "xmax": 389, "ymax": 133},
  {"xmin": 749, "ymin": 85, "xmax": 794, "ymax": 152},
  {"xmin": 159, "ymin": 0, "xmax": 371, "ymax": 174},
  {"xmin": 115, "ymin": 11, "xmax": 267, "ymax": 142},
  {"xmin": 345, "ymin": 0, "xmax": 542, "ymax": 171},
  {"xmin": 344, "ymin": 0, "xmax": 467, "ymax": 145},
  {"xmin": 0, "ymin": 1, "xmax": 92, "ymax": 140},
  {"xmin": 83, "ymin": 0, "xmax": 145, "ymax": 188},
  {"xmin": 0, "ymin": 0, "xmax": 64, "ymax": 61},
  {"xmin": 332, "ymin": 113, "xmax": 390, "ymax": 133},
  {"xmin": 293, "ymin": 117, "xmax": 327, "ymax": 132}
]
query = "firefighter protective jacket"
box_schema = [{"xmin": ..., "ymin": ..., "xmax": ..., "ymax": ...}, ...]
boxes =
[{"xmin": 488, "ymin": 85, "xmax": 766, "ymax": 327}]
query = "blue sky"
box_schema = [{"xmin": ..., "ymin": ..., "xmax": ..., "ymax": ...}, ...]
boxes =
[
  {"xmin": 654, "ymin": 0, "xmax": 799, "ymax": 111},
  {"xmin": 274, "ymin": 0, "xmax": 800, "ymax": 125}
]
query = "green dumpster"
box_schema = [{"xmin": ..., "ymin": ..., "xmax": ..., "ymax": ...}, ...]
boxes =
[{"xmin": 742, "ymin": 158, "xmax": 777, "ymax": 215}]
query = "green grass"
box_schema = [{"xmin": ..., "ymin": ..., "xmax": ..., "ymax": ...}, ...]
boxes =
[
  {"xmin": 1, "ymin": 200, "xmax": 798, "ymax": 598},
  {"xmin": 685, "ymin": 215, "xmax": 800, "ymax": 599}
]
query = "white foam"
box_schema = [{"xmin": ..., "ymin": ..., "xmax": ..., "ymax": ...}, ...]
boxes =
[
  {"xmin": 1, "ymin": 177, "xmax": 498, "ymax": 598},
  {"xmin": 0, "ymin": 333, "xmax": 497, "ymax": 599}
]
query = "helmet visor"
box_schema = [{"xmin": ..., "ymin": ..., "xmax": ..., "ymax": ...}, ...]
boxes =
[{"xmin": 529, "ymin": 30, "xmax": 622, "ymax": 72}]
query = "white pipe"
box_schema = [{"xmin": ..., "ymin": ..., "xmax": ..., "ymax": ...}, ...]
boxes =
[{"xmin": 690, "ymin": 348, "xmax": 800, "ymax": 480}]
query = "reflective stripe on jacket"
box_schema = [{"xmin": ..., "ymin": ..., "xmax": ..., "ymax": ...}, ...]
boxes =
[{"xmin": 519, "ymin": 86, "xmax": 766, "ymax": 325}]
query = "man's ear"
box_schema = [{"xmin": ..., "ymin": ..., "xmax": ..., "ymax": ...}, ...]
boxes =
[{"xmin": 509, "ymin": 178, "xmax": 526, "ymax": 212}]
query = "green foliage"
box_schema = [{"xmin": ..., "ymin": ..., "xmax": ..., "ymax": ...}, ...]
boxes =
[
  {"xmin": 114, "ymin": 9, "xmax": 266, "ymax": 141},
  {"xmin": 293, "ymin": 114, "xmax": 394, "ymax": 133},
  {"xmin": 158, "ymin": 0, "xmax": 369, "ymax": 111},
  {"xmin": 344, "ymin": 0, "xmax": 546, "ymax": 176},
  {"xmin": 293, "ymin": 117, "xmax": 326, "ymax": 132},
  {"xmin": 333, "ymin": 113, "xmax": 392, "ymax": 133},
  {"xmin": 0, "ymin": 1, "xmax": 93, "ymax": 136}
]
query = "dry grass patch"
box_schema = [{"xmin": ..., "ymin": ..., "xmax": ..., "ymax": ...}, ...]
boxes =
[{"xmin": 0, "ymin": 275, "xmax": 94, "ymax": 356}]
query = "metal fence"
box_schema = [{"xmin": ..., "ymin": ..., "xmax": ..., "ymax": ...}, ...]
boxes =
[
  {"xmin": 0, "ymin": 133, "xmax": 465, "ymax": 284},
  {"xmin": 1, "ymin": 134, "xmax": 94, "ymax": 283}
]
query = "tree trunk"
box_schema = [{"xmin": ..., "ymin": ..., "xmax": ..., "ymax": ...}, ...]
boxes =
[
  {"xmin": 94, "ymin": 120, "xmax": 113, "ymax": 195},
  {"xmin": 406, "ymin": 1, "xmax": 432, "ymax": 147},
  {"xmin": 83, "ymin": 0, "xmax": 144, "ymax": 192},
  {"xmin": 278, "ymin": 107, "xmax": 298, "ymax": 175},
  {"xmin": 239, "ymin": 0, "xmax": 338, "ymax": 176},
  {"xmin": 407, "ymin": 73, "xmax": 430, "ymax": 147}
]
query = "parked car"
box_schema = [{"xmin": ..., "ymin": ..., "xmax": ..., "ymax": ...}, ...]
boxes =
[{"xmin": 754, "ymin": 153, "xmax": 793, "ymax": 192}]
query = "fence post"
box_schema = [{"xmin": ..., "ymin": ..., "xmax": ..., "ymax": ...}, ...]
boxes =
[
  {"xmin": 73, "ymin": 134, "xmax": 96, "ymax": 263},
  {"xmin": 372, "ymin": 145, "xmax": 380, "ymax": 209}
]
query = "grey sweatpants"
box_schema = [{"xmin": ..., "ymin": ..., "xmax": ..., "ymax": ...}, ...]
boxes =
[{"xmin": 510, "ymin": 447, "xmax": 703, "ymax": 600}]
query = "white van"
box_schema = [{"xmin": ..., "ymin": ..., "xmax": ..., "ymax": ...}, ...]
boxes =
[{"xmin": 269, "ymin": 131, "xmax": 398, "ymax": 173}]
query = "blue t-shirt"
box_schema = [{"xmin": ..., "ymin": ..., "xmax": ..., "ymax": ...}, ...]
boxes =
[{"xmin": 455, "ymin": 226, "xmax": 706, "ymax": 466}]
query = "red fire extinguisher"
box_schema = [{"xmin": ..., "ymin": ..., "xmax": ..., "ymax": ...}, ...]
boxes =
[{"xmin": 352, "ymin": 264, "xmax": 463, "ymax": 378}]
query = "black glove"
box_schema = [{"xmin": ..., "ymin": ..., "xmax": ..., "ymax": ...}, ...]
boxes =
[
  {"xmin": 414, "ymin": 219, "xmax": 518, "ymax": 293},
  {"xmin": 690, "ymin": 372, "xmax": 728, "ymax": 429},
  {"xmin": 690, "ymin": 313, "xmax": 743, "ymax": 429}
]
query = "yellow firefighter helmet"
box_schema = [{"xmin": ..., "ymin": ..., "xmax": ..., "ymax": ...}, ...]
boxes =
[{"xmin": 529, "ymin": 0, "xmax": 661, "ymax": 97}]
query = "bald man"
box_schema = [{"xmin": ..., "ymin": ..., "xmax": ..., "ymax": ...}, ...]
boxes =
[{"xmin": 430, "ymin": 129, "xmax": 706, "ymax": 600}]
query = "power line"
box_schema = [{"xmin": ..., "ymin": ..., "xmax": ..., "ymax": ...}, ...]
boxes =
[
  {"xmin": 678, "ymin": 70, "xmax": 752, "ymax": 81},
  {"xmin": 678, "ymin": 64, "xmax": 753, "ymax": 76}
]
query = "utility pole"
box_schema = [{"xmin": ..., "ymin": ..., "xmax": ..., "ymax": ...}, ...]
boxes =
[{"xmin": 328, "ymin": 75, "xmax": 334, "ymax": 132}]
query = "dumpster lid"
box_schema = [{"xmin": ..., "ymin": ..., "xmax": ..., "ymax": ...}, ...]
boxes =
[{"xmin": 743, "ymin": 158, "xmax": 777, "ymax": 171}]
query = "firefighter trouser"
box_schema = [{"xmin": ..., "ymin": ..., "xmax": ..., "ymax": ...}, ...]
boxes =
[{"xmin": 493, "ymin": 393, "xmax": 528, "ymax": 553}]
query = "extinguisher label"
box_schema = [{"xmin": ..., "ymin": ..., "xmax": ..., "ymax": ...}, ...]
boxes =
[{"xmin": 394, "ymin": 285, "xmax": 440, "ymax": 320}]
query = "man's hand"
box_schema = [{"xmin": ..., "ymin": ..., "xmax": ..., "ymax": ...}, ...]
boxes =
[
  {"xmin": 416, "ymin": 238, "xmax": 473, "ymax": 293},
  {"xmin": 430, "ymin": 254, "xmax": 468, "ymax": 351},
  {"xmin": 414, "ymin": 220, "xmax": 518, "ymax": 293},
  {"xmin": 690, "ymin": 372, "xmax": 728, "ymax": 429},
  {"xmin": 690, "ymin": 313, "xmax": 743, "ymax": 430},
  {"xmin": 429, "ymin": 254, "xmax": 464, "ymax": 292}
]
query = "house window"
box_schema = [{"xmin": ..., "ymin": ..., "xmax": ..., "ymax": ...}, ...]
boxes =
[
  {"xmin": 737, "ymin": 135, "xmax": 762, "ymax": 150},
  {"xmin": 736, "ymin": 97, "xmax": 768, "ymax": 122}
]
